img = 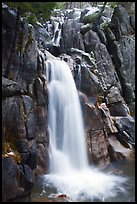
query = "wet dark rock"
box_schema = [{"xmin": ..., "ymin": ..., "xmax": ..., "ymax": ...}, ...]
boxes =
[
  {"xmin": 105, "ymin": 86, "xmax": 129, "ymax": 117},
  {"xmin": 83, "ymin": 103, "xmax": 104, "ymax": 132},
  {"xmin": 105, "ymin": 86, "xmax": 123, "ymax": 104},
  {"xmin": 2, "ymin": 94, "xmax": 37, "ymax": 201},
  {"xmin": 107, "ymin": 102, "xmax": 129, "ymax": 117},
  {"xmin": 2, "ymin": 5, "xmax": 17, "ymax": 74},
  {"xmin": 33, "ymin": 77, "xmax": 47, "ymax": 106},
  {"xmin": 84, "ymin": 30, "xmax": 101, "ymax": 52},
  {"xmin": 118, "ymin": 36, "xmax": 135, "ymax": 105},
  {"xmin": 35, "ymin": 143, "xmax": 49, "ymax": 175},
  {"xmin": 66, "ymin": 8, "xmax": 81, "ymax": 22},
  {"xmin": 111, "ymin": 5, "xmax": 134, "ymax": 40},
  {"xmin": 22, "ymin": 95, "xmax": 36, "ymax": 140},
  {"xmin": 44, "ymin": 43, "xmax": 61, "ymax": 57},
  {"xmin": 105, "ymin": 35, "xmax": 135, "ymax": 117},
  {"xmin": 87, "ymin": 129, "xmax": 110, "ymax": 167},
  {"xmin": 113, "ymin": 115, "xmax": 135, "ymax": 143},
  {"xmin": 81, "ymin": 64, "xmax": 102, "ymax": 97},
  {"xmin": 2, "ymin": 157, "xmax": 22, "ymax": 202},
  {"xmin": 2, "ymin": 156, "xmax": 35, "ymax": 202},
  {"xmin": 19, "ymin": 164, "xmax": 35, "ymax": 192},
  {"xmin": 2, "ymin": 77, "xmax": 23, "ymax": 97},
  {"xmin": 60, "ymin": 19, "xmax": 84, "ymax": 53},
  {"xmin": 94, "ymin": 43, "xmax": 121, "ymax": 93},
  {"xmin": 80, "ymin": 23, "xmax": 92, "ymax": 35},
  {"xmin": 96, "ymin": 27, "xmax": 107, "ymax": 45},
  {"xmin": 130, "ymin": 15, "xmax": 135, "ymax": 30},
  {"xmin": 108, "ymin": 142, "xmax": 126, "ymax": 162},
  {"xmin": 108, "ymin": 135, "xmax": 134, "ymax": 161}
]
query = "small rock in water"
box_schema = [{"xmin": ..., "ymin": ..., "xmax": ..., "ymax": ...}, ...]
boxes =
[{"xmin": 55, "ymin": 193, "xmax": 71, "ymax": 201}]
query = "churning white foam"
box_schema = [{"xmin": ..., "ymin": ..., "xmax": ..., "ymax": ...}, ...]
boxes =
[{"xmin": 43, "ymin": 167, "xmax": 127, "ymax": 201}]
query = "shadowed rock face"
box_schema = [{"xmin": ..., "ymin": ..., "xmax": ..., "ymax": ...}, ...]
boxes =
[
  {"xmin": 2, "ymin": 4, "xmax": 49, "ymax": 201},
  {"xmin": 2, "ymin": 156, "xmax": 35, "ymax": 202},
  {"xmin": 2, "ymin": 75, "xmax": 49, "ymax": 201},
  {"xmin": 2, "ymin": 3, "xmax": 135, "ymax": 202}
]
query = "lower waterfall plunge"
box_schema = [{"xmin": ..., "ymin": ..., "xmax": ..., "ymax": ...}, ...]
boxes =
[{"xmin": 43, "ymin": 59, "xmax": 127, "ymax": 201}]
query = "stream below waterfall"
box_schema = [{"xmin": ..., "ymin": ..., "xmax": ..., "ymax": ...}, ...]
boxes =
[{"xmin": 31, "ymin": 159, "xmax": 135, "ymax": 202}]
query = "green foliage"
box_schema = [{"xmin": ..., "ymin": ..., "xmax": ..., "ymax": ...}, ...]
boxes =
[
  {"xmin": 100, "ymin": 21, "xmax": 109, "ymax": 29},
  {"xmin": 55, "ymin": 2, "xmax": 66, "ymax": 9},
  {"xmin": 30, "ymin": 2, "xmax": 58, "ymax": 21},
  {"xmin": 27, "ymin": 13, "xmax": 37, "ymax": 26},
  {"xmin": 108, "ymin": 2, "xmax": 118, "ymax": 9},
  {"xmin": 4, "ymin": 2, "xmax": 33, "ymax": 14},
  {"xmin": 108, "ymin": 2, "xmax": 135, "ymax": 15},
  {"xmin": 4, "ymin": 2, "xmax": 59, "ymax": 25},
  {"xmin": 108, "ymin": 2, "xmax": 132, "ymax": 9},
  {"xmin": 83, "ymin": 11, "xmax": 100, "ymax": 24}
]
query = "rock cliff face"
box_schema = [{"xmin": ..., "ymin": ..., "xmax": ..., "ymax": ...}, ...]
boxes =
[
  {"xmin": 2, "ymin": 3, "xmax": 135, "ymax": 202},
  {"xmin": 2, "ymin": 4, "xmax": 49, "ymax": 201}
]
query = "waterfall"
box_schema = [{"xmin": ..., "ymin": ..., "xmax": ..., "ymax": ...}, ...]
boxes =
[
  {"xmin": 43, "ymin": 59, "xmax": 127, "ymax": 202},
  {"xmin": 46, "ymin": 59, "xmax": 88, "ymax": 173},
  {"xmin": 52, "ymin": 22, "xmax": 62, "ymax": 46}
]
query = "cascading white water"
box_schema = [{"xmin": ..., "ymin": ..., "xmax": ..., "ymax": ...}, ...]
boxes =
[
  {"xmin": 52, "ymin": 22, "xmax": 62, "ymax": 46},
  {"xmin": 44, "ymin": 59, "xmax": 127, "ymax": 202},
  {"xmin": 46, "ymin": 59, "xmax": 88, "ymax": 173}
]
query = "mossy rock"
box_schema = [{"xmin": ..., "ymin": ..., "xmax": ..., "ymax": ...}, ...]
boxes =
[{"xmin": 83, "ymin": 10, "xmax": 100, "ymax": 24}]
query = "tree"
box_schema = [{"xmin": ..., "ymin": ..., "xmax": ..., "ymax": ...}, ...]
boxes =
[{"xmin": 4, "ymin": 2, "xmax": 59, "ymax": 24}]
